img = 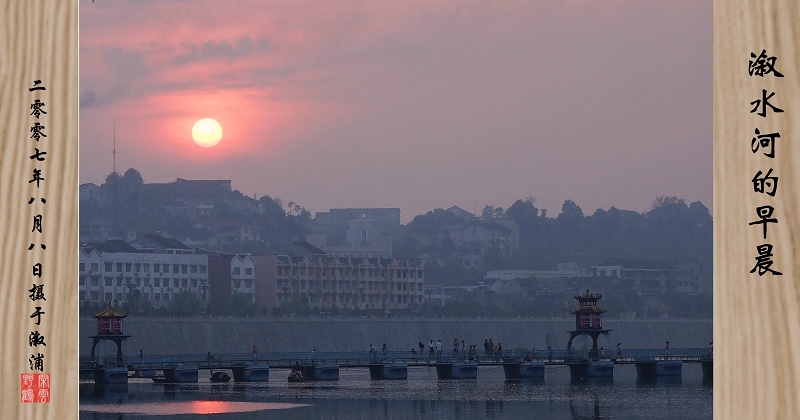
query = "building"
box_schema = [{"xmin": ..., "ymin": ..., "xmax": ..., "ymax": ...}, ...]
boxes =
[
  {"xmin": 304, "ymin": 214, "xmax": 394, "ymax": 259},
  {"xmin": 79, "ymin": 182, "xmax": 107, "ymax": 205},
  {"xmin": 485, "ymin": 263, "xmax": 586, "ymax": 282},
  {"xmin": 590, "ymin": 258, "xmax": 701, "ymax": 294},
  {"xmin": 79, "ymin": 237, "xmax": 256, "ymax": 312},
  {"xmin": 255, "ymin": 249, "xmax": 425, "ymax": 314},
  {"xmin": 447, "ymin": 220, "xmax": 520, "ymax": 268},
  {"xmin": 206, "ymin": 253, "xmax": 256, "ymax": 314},
  {"xmin": 79, "ymin": 247, "xmax": 210, "ymax": 309},
  {"xmin": 314, "ymin": 208, "xmax": 401, "ymax": 237}
]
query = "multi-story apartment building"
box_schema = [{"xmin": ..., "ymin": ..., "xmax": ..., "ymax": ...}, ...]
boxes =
[
  {"xmin": 79, "ymin": 247, "xmax": 210, "ymax": 309},
  {"xmin": 255, "ymin": 250, "xmax": 425, "ymax": 314},
  {"xmin": 79, "ymin": 237, "xmax": 256, "ymax": 311}
]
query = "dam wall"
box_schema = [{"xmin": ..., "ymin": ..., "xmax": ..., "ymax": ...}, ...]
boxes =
[{"xmin": 80, "ymin": 317, "xmax": 712, "ymax": 356}]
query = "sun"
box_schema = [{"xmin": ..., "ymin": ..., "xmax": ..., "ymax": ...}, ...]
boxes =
[{"xmin": 192, "ymin": 118, "xmax": 223, "ymax": 148}]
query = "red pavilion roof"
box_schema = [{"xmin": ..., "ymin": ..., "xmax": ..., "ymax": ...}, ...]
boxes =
[{"xmin": 92, "ymin": 302, "xmax": 127, "ymax": 318}]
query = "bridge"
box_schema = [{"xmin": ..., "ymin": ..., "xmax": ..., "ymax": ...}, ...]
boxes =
[{"xmin": 80, "ymin": 347, "xmax": 712, "ymax": 384}]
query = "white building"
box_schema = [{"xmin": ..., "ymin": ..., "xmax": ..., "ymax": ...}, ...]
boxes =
[
  {"xmin": 79, "ymin": 248, "xmax": 210, "ymax": 309},
  {"xmin": 230, "ymin": 254, "xmax": 256, "ymax": 301},
  {"xmin": 79, "ymin": 238, "xmax": 258, "ymax": 310}
]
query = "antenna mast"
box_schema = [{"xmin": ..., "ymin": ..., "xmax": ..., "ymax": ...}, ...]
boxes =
[{"xmin": 113, "ymin": 122, "xmax": 117, "ymax": 175}]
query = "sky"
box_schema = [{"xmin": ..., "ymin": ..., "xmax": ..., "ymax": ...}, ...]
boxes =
[{"xmin": 80, "ymin": 0, "xmax": 712, "ymax": 223}]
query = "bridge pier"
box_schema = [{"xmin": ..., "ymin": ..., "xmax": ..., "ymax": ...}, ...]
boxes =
[
  {"xmin": 93, "ymin": 366, "xmax": 129, "ymax": 385},
  {"xmin": 232, "ymin": 365, "xmax": 270, "ymax": 382},
  {"xmin": 300, "ymin": 364, "xmax": 339, "ymax": 381},
  {"xmin": 503, "ymin": 362, "xmax": 545, "ymax": 379},
  {"xmin": 163, "ymin": 364, "xmax": 199, "ymax": 383},
  {"xmin": 635, "ymin": 361, "xmax": 682, "ymax": 380},
  {"xmin": 368, "ymin": 363, "xmax": 408, "ymax": 380},
  {"xmin": 701, "ymin": 360, "xmax": 712, "ymax": 382},
  {"xmin": 569, "ymin": 361, "xmax": 613, "ymax": 379},
  {"xmin": 435, "ymin": 361, "xmax": 478, "ymax": 379}
]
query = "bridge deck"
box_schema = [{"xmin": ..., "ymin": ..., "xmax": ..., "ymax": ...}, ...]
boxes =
[{"xmin": 80, "ymin": 348, "xmax": 712, "ymax": 372}]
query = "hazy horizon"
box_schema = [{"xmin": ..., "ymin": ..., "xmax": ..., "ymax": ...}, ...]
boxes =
[{"xmin": 80, "ymin": 0, "xmax": 712, "ymax": 224}]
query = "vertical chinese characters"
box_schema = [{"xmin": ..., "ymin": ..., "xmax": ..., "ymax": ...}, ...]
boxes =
[
  {"xmin": 747, "ymin": 51, "xmax": 783, "ymax": 276},
  {"xmin": 25, "ymin": 80, "xmax": 49, "ymax": 390}
]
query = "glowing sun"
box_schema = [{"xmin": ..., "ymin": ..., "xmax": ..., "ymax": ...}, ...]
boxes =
[{"xmin": 192, "ymin": 118, "xmax": 222, "ymax": 148}]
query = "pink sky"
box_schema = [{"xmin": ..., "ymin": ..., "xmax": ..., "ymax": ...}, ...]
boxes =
[{"xmin": 80, "ymin": 0, "xmax": 711, "ymax": 222}]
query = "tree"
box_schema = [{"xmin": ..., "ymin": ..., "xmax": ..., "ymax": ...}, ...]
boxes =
[
  {"xmin": 166, "ymin": 290, "xmax": 205, "ymax": 316},
  {"xmin": 224, "ymin": 293, "xmax": 257, "ymax": 317},
  {"xmin": 557, "ymin": 200, "xmax": 584, "ymax": 223}
]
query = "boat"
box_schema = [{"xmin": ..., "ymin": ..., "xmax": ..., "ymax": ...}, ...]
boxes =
[
  {"xmin": 288, "ymin": 371, "xmax": 304, "ymax": 382},
  {"xmin": 210, "ymin": 371, "xmax": 231, "ymax": 383},
  {"xmin": 151, "ymin": 375, "xmax": 167, "ymax": 383}
]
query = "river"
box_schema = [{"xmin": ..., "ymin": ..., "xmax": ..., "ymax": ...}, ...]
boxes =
[{"xmin": 79, "ymin": 363, "xmax": 711, "ymax": 419}]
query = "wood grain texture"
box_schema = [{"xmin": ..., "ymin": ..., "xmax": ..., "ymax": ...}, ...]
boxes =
[
  {"xmin": 715, "ymin": 0, "xmax": 800, "ymax": 418},
  {"xmin": 0, "ymin": 0, "xmax": 78, "ymax": 419}
]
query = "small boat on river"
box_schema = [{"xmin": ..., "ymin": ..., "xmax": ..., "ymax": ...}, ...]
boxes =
[
  {"xmin": 288, "ymin": 371, "xmax": 304, "ymax": 382},
  {"xmin": 210, "ymin": 371, "xmax": 231, "ymax": 383}
]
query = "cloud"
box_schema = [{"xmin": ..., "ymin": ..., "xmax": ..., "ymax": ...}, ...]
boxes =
[
  {"xmin": 173, "ymin": 36, "xmax": 272, "ymax": 66},
  {"xmin": 79, "ymin": 89, "xmax": 98, "ymax": 109},
  {"xmin": 102, "ymin": 47, "xmax": 149, "ymax": 80}
]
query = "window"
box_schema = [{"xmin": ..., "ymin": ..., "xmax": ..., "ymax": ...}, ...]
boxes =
[
  {"xmin": 200, "ymin": 265, "xmax": 206, "ymax": 273},
  {"xmin": 154, "ymin": 278, "xmax": 161, "ymax": 287},
  {"xmin": 234, "ymin": 280, "xmax": 241, "ymax": 288},
  {"xmin": 234, "ymin": 267, "xmax": 241, "ymax": 275},
  {"xmin": 105, "ymin": 277, "xmax": 112, "ymax": 286},
  {"xmin": 135, "ymin": 263, "xmax": 141, "ymax": 273},
  {"xmin": 90, "ymin": 291, "xmax": 99, "ymax": 301},
  {"xmin": 245, "ymin": 267, "xmax": 252, "ymax": 275},
  {"xmin": 144, "ymin": 263, "xmax": 150, "ymax": 273},
  {"xmin": 91, "ymin": 277, "xmax": 99, "ymax": 286},
  {"xmin": 79, "ymin": 263, "xmax": 85, "ymax": 272},
  {"xmin": 191, "ymin": 265, "xmax": 197, "ymax": 273},
  {"xmin": 116, "ymin": 263, "xmax": 123, "ymax": 272},
  {"xmin": 91, "ymin": 263, "xmax": 99, "ymax": 272},
  {"xmin": 181, "ymin": 279, "xmax": 188, "ymax": 288},
  {"xmin": 182, "ymin": 265, "xmax": 188, "ymax": 274},
  {"xmin": 173, "ymin": 264, "xmax": 179, "ymax": 273},
  {"xmin": 173, "ymin": 279, "xmax": 179, "ymax": 287},
  {"xmin": 191, "ymin": 279, "xmax": 197, "ymax": 287},
  {"xmin": 245, "ymin": 280, "xmax": 253, "ymax": 288},
  {"xmin": 125, "ymin": 263, "xmax": 132, "ymax": 272},
  {"xmin": 105, "ymin": 262, "xmax": 112, "ymax": 271}
]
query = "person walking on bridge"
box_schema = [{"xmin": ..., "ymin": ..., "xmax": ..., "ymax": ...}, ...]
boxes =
[
  {"xmin": 252, "ymin": 345, "xmax": 259, "ymax": 361},
  {"xmin": 436, "ymin": 340, "xmax": 442, "ymax": 358},
  {"xmin": 452, "ymin": 338, "xmax": 459, "ymax": 357}
]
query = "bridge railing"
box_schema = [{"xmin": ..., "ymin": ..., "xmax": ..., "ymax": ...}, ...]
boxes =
[{"xmin": 79, "ymin": 347, "xmax": 712, "ymax": 370}]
